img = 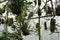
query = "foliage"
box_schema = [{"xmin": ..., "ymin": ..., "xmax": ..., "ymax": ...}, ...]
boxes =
[
  {"xmin": 28, "ymin": 12, "xmax": 33, "ymax": 19},
  {"xmin": 35, "ymin": 23, "xmax": 41, "ymax": 35},
  {"xmin": 55, "ymin": 5, "xmax": 60, "ymax": 16},
  {"xmin": 21, "ymin": 21, "xmax": 30, "ymax": 36},
  {"xmin": 8, "ymin": 0, "xmax": 32, "ymax": 15},
  {"xmin": 0, "ymin": 0, "xmax": 60, "ymax": 40},
  {"xmin": 0, "ymin": 32, "xmax": 8, "ymax": 40},
  {"xmin": 50, "ymin": 18, "xmax": 56, "ymax": 33},
  {"xmin": 6, "ymin": 18, "xmax": 13, "ymax": 26},
  {"xmin": 44, "ymin": 6, "xmax": 52, "ymax": 15},
  {"xmin": 0, "ymin": 8, "xmax": 5, "ymax": 15}
]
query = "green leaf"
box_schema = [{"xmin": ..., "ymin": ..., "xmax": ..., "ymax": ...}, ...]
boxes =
[
  {"xmin": 6, "ymin": 18, "xmax": 13, "ymax": 26},
  {"xmin": 28, "ymin": 12, "xmax": 33, "ymax": 19},
  {"xmin": 21, "ymin": 22, "xmax": 30, "ymax": 36},
  {"xmin": 16, "ymin": 15, "xmax": 23, "ymax": 23},
  {"xmin": 35, "ymin": 23, "xmax": 41, "ymax": 35},
  {"xmin": 44, "ymin": 22, "xmax": 47, "ymax": 30},
  {"xmin": 50, "ymin": 18, "xmax": 56, "ymax": 33}
]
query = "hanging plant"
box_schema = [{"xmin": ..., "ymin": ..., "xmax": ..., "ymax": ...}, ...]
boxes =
[
  {"xmin": 21, "ymin": 22, "xmax": 30, "ymax": 36},
  {"xmin": 38, "ymin": 8, "xmax": 41, "ymax": 16},
  {"xmin": 50, "ymin": 18, "xmax": 56, "ymax": 33},
  {"xmin": 6, "ymin": 18, "xmax": 13, "ymax": 26},
  {"xmin": 44, "ymin": 22, "xmax": 47, "ymax": 30}
]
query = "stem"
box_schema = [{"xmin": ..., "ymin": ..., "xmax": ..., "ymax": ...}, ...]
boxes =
[
  {"xmin": 25, "ymin": 15, "xmax": 55, "ymax": 20},
  {"xmin": 39, "ymin": 16, "xmax": 41, "ymax": 40},
  {"xmin": 51, "ymin": 0, "xmax": 55, "ymax": 17},
  {"xmin": 5, "ymin": 1, "xmax": 9, "ymax": 38}
]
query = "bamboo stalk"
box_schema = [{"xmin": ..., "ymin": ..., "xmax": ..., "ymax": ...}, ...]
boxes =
[
  {"xmin": 25, "ymin": 15, "xmax": 55, "ymax": 20},
  {"xmin": 51, "ymin": 0, "xmax": 55, "ymax": 17},
  {"xmin": 39, "ymin": 16, "xmax": 41, "ymax": 40},
  {"xmin": 5, "ymin": 1, "xmax": 9, "ymax": 39}
]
